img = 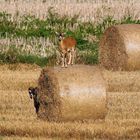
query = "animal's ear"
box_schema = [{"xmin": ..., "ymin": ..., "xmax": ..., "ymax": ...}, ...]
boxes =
[
  {"xmin": 28, "ymin": 87, "xmax": 32, "ymax": 91},
  {"xmin": 55, "ymin": 32, "xmax": 59, "ymax": 35},
  {"xmin": 62, "ymin": 32, "xmax": 66, "ymax": 36}
]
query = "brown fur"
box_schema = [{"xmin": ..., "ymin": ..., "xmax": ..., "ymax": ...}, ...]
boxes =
[{"xmin": 59, "ymin": 37, "xmax": 76, "ymax": 53}]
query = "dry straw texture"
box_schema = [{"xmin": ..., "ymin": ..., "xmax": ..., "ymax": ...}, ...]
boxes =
[
  {"xmin": 38, "ymin": 67, "xmax": 61, "ymax": 121},
  {"xmin": 0, "ymin": 64, "xmax": 140, "ymax": 139},
  {"xmin": 99, "ymin": 24, "xmax": 140, "ymax": 71},
  {"xmin": 38, "ymin": 65, "xmax": 107, "ymax": 121},
  {"xmin": 0, "ymin": 0, "xmax": 140, "ymax": 22},
  {"xmin": 103, "ymin": 69, "xmax": 140, "ymax": 92}
]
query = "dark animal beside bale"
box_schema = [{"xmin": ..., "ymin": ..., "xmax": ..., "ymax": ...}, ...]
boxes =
[{"xmin": 28, "ymin": 87, "xmax": 40, "ymax": 114}]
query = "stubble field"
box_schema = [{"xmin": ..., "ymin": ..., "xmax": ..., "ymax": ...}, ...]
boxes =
[
  {"xmin": 0, "ymin": 0, "xmax": 140, "ymax": 139},
  {"xmin": 0, "ymin": 64, "xmax": 140, "ymax": 139}
]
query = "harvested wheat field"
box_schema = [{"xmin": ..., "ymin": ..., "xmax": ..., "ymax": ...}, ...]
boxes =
[
  {"xmin": 0, "ymin": 0, "xmax": 140, "ymax": 22},
  {"xmin": 0, "ymin": 64, "xmax": 140, "ymax": 139},
  {"xmin": 99, "ymin": 24, "xmax": 140, "ymax": 71}
]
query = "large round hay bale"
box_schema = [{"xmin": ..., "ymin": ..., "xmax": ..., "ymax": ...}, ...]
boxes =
[
  {"xmin": 38, "ymin": 65, "xmax": 107, "ymax": 121},
  {"xmin": 99, "ymin": 24, "xmax": 140, "ymax": 71}
]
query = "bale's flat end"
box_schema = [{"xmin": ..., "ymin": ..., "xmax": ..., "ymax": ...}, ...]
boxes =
[{"xmin": 99, "ymin": 24, "xmax": 140, "ymax": 71}]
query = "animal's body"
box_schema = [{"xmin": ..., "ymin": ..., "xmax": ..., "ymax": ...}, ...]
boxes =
[
  {"xmin": 28, "ymin": 87, "xmax": 40, "ymax": 114},
  {"xmin": 57, "ymin": 33, "xmax": 77, "ymax": 68}
]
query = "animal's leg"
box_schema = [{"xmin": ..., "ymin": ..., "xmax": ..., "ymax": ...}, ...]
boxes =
[
  {"xmin": 61, "ymin": 53, "xmax": 65, "ymax": 68},
  {"xmin": 56, "ymin": 52, "xmax": 61, "ymax": 65},
  {"xmin": 64, "ymin": 53, "xmax": 68, "ymax": 68},
  {"xmin": 68, "ymin": 51, "xmax": 72, "ymax": 65},
  {"xmin": 35, "ymin": 107, "xmax": 38, "ymax": 114},
  {"xmin": 71, "ymin": 48, "xmax": 76, "ymax": 65},
  {"xmin": 35, "ymin": 103, "xmax": 40, "ymax": 114}
]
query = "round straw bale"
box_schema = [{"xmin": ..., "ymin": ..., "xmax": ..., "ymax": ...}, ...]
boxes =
[
  {"xmin": 38, "ymin": 65, "xmax": 107, "ymax": 122},
  {"xmin": 99, "ymin": 24, "xmax": 140, "ymax": 71}
]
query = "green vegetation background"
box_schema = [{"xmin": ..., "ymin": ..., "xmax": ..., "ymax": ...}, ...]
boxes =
[{"xmin": 0, "ymin": 8, "xmax": 140, "ymax": 66}]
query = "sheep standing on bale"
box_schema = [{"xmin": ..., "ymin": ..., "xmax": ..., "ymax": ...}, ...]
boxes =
[{"xmin": 28, "ymin": 87, "xmax": 40, "ymax": 114}]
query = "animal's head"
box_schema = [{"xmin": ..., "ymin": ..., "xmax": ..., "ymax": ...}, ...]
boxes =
[
  {"xmin": 28, "ymin": 87, "xmax": 38, "ymax": 99},
  {"xmin": 56, "ymin": 32, "xmax": 65, "ymax": 41}
]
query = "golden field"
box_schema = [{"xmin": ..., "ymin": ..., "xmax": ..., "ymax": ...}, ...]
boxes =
[
  {"xmin": 0, "ymin": 64, "xmax": 140, "ymax": 139},
  {"xmin": 0, "ymin": 0, "xmax": 140, "ymax": 139}
]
